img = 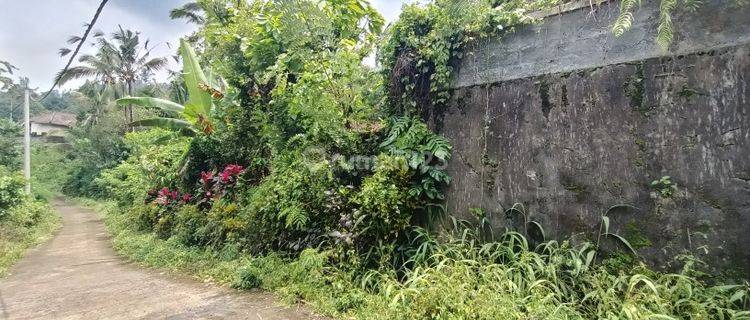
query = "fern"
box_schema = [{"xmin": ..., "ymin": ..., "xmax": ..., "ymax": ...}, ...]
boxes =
[
  {"xmin": 657, "ymin": 0, "xmax": 677, "ymax": 50},
  {"xmin": 682, "ymin": 0, "xmax": 702, "ymax": 11},
  {"xmin": 280, "ymin": 204, "xmax": 308, "ymax": 230},
  {"xmin": 380, "ymin": 116, "xmax": 453, "ymax": 202},
  {"xmin": 612, "ymin": 0, "xmax": 641, "ymax": 37},
  {"xmin": 380, "ymin": 117, "xmax": 411, "ymax": 147},
  {"xmin": 612, "ymin": 0, "xmax": 730, "ymax": 49}
]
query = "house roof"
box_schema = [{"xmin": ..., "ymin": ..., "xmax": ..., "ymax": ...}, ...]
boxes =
[{"xmin": 29, "ymin": 112, "xmax": 77, "ymax": 127}]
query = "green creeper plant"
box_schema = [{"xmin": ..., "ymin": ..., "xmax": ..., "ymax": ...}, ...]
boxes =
[
  {"xmin": 651, "ymin": 176, "xmax": 676, "ymax": 198},
  {"xmin": 613, "ymin": 0, "xmax": 705, "ymax": 50}
]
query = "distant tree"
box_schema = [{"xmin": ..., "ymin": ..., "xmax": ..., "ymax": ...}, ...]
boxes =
[
  {"xmin": 40, "ymin": 90, "xmax": 81, "ymax": 112},
  {"xmin": 56, "ymin": 26, "xmax": 168, "ymax": 123},
  {"xmin": 75, "ymin": 81, "xmax": 115, "ymax": 127},
  {"xmin": 0, "ymin": 60, "xmax": 17, "ymax": 90},
  {"xmin": 0, "ymin": 78, "xmax": 45, "ymax": 121},
  {"xmin": 0, "ymin": 119, "xmax": 21, "ymax": 168}
]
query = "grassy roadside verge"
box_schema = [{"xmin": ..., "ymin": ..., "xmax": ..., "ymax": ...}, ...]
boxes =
[
  {"xmin": 74, "ymin": 198, "xmax": 376, "ymax": 318},
  {"xmin": 76, "ymin": 198, "xmax": 750, "ymax": 319},
  {"xmin": 75, "ymin": 199, "xmax": 247, "ymax": 283},
  {"xmin": 0, "ymin": 201, "xmax": 61, "ymax": 277}
]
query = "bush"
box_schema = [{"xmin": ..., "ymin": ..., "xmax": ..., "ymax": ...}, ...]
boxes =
[
  {"xmin": 171, "ymin": 201, "xmax": 244, "ymax": 248},
  {"xmin": 241, "ymin": 158, "xmax": 337, "ymax": 253},
  {"xmin": 171, "ymin": 204, "xmax": 208, "ymax": 246},
  {"xmin": 96, "ymin": 129, "xmax": 188, "ymax": 206},
  {"xmin": 232, "ymin": 265, "xmax": 262, "ymax": 289},
  {"xmin": 0, "ymin": 166, "xmax": 25, "ymax": 220},
  {"xmin": 368, "ymin": 230, "xmax": 750, "ymax": 320},
  {"xmin": 30, "ymin": 145, "xmax": 74, "ymax": 200},
  {"xmin": 62, "ymin": 111, "xmax": 130, "ymax": 197},
  {"xmin": 0, "ymin": 119, "xmax": 21, "ymax": 169},
  {"xmin": 7, "ymin": 199, "xmax": 50, "ymax": 227},
  {"xmin": 352, "ymin": 155, "xmax": 414, "ymax": 246},
  {"xmin": 0, "ymin": 198, "xmax": 60, "ymax": 276}
]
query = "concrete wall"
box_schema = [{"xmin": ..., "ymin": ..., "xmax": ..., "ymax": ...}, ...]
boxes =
[{"xmin": 433, "ymin": 0, "xmax": 750, "ymax": 275}]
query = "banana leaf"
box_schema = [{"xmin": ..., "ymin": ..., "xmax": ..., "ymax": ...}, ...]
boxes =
[{"xmin": 116, "ymin": 97, "xmax": 184, "ymax": 113}]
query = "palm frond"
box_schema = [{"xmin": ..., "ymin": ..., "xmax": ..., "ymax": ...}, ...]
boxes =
[
  {"xmin": 0, "ymin": 60, "xmax": 17, "ymax": 74},
  {"xmin": 142, "ymin": 57, "xmax": 169, "ymax": 72},
  {"xmin": 55, "ymin": 65, "xmax": 98, "ymax": 85},
  {"xmin": 170, "ymin": 2, "xmax": 206, "ymax": 24},
  {"xmin": 67, "ymin": 35, "xmax": 82, "ymax": 44},
  {"xmin": 656, "ymin": 0, "xmax": 677, "ymax": 50},
  {"xmin": 612, "ymin": 0, "xmax": 641, "ymax": 37}
]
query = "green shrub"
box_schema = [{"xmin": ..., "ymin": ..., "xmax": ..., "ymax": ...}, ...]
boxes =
[
  {"xmin": 352, "ymin": 155, "xmax": 414, "ymax": 245},
  {"xmin": 30, "ymin": 145, "xmax": 74, "ymax": 200},
  {"xmin": 172, "ymin": 204, "xmax": 208, "ymax": 246},
  {"xmin": 62, "ymin": 111, "xmax": 130, "ymax": 197},
  {"xmin": 7, "ymin": 199, "xmax": 50, "ymax": 226},
  {"xmin": 241, "ymin": 158, "xmax": 337, "ymax": 253},
  {"xmin": 96, "ymin": 129, "xmax": 188, "ymax": 206},
  {"xmin": 0, "ymin": 166, "xmax": 25, "ymax": 220},
  {"xmin": 365, "ymin": 230, "xmax": 750, "ymax": 320},
  {"xmin": 173, "ymin": 201, "xmax": 245, "ymax": 248},
  {"xmin": 232, "ymin": 265, "xmax": 261, "ymax": 290},
  {"xmin": 1, "ymin": 199, "xmax": 60, "ymax": 276},
  {"xmin": 0, "ymin": 119, "xmax": 21, "ymax": 169}
]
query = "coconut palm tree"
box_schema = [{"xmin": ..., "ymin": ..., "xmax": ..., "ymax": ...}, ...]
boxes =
[
  {"xmin": 56, "ymin": 26, "xmax": 168, "ymax": 123},
  {"xmin": 168, "ymin": 1, "xmax": 233, "ymax": 25},
  {"xmin": 169, "ymin": 2, "xmax": 205, "ymax": 24},
  {"xmin": 76, "ymin": 81, "xmax": 115, "ymax": 127}
]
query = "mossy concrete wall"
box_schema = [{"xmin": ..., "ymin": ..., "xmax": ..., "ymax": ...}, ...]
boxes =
[{"xmin": 433, "ymin": 0, "xmax": 750, "ymax": 275}]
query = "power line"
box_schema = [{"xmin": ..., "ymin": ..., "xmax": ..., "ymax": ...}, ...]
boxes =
[{"xmin": 40, "ymin": 0, "xmax": 110, "ymax": 101}]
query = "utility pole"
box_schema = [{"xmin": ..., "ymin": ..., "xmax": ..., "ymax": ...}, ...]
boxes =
[{"xmin": 23, "ymin": 88, "xmax": 31, "ymax": 195}]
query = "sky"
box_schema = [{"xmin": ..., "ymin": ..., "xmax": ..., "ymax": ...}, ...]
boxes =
[{"xmin": 0, "ymin": 0, "xmax": 407, "ymax": 92}]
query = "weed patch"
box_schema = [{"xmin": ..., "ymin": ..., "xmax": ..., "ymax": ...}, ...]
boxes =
[{"xmin": 0, "ymin": 200, "xmax": 61, "ymax": 276}]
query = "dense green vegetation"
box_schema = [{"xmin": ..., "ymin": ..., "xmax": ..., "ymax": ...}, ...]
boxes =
[
  {"xmin": 0, "ymin": 96, "xmax": 65, "ymax": 276},
  {"xmin": 13, "ymin": 0, "xmax": 748, "ymax": 318},
  {"xmin": 0, "ymin": 151, "xmax": 60, "ymax": 276}
]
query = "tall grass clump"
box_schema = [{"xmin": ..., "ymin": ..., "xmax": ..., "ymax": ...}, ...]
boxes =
[
  {"xmin": 96, "ymin": 191, "xmax": 750, "ymax": 320},
  {"xmin": 361, "ymin": 227, "xmax": 750, "ymax": 320}
]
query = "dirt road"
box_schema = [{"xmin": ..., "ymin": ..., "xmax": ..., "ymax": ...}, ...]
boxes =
[{"xmin": 0, "ymin": 200, "xmax": 323, "ymax": 320}]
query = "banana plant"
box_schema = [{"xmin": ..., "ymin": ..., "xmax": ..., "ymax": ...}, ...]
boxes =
[{"xmin": 116, "ymin": 39, "xmax": 220, "ymax": 136}]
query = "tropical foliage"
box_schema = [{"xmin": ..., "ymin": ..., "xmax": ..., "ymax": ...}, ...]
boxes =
[
  {"xmin": 0, "ymin": 119, "xmax": 21, "ymax": 169},
  {"xmin": 0, "ymin": 198, "xmax": 60, "ymax": 277},
  {"xmin": 116, "ymin": 40, "xmax": 218, "ymax": 136},
  {"xmin": 31, "ymin": 0, "xmax": 750, "ymax": 319},
  {"xmin": 57, "ymin": 26, "xmax": 168, "ymax": 123},
  {"xmin": 0, "ymin": 146, "xmax": 60, "ymax": 277},
  {"xmin": 0, "ymin": 166, "xmax": 25, "ymax": 219}
]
